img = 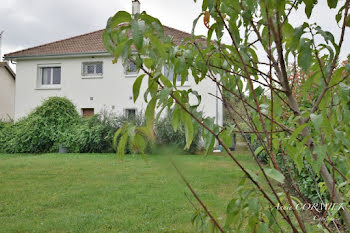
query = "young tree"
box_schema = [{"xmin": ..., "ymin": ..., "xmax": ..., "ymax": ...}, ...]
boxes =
[{"xmin": 104, "ymin": 0, "xmax": 350, "ymax": 231}]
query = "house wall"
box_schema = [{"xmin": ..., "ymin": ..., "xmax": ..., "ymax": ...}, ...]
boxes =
[
  {"xmin": 14, "ymin": 56, "xmax": 223, "ymax": 126},
  {"xmin": 0, "ymin": 67, "xmax": 15, "ymax": 121}
]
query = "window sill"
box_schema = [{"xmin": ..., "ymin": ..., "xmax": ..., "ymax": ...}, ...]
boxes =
[
  {"xmin": 35, "ymin": 86, "xmax": 61, "ymax": 90},
  {"xmin": 82, "ymin": 76, "xmax": 103, "ymax": 79},
  {"xmin": 125, "ymin": 73, "xmax": 138, "ymax": 78}
]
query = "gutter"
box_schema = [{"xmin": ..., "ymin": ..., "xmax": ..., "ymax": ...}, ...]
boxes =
[{"xmin": 4, "ymin": 51, "xmax": 111, "ymax": 61}]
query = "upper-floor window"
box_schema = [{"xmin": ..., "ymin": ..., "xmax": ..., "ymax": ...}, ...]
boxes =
[
  {"xmin": 82, "ymin": 62, "xmax": 103, "ymax": 77},
  {"xmin": 164, "ymin": 65, "xmax": 188, "ymax": 83},
  {"xmin": 39, "ymin": 66, "xmax": 61, "ymax": 87},
  {"xmin": 124, "ymin": 60, "xmax": 137, "ymax": 76}
]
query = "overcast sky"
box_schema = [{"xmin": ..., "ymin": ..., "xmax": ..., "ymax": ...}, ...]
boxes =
[{"xmin": 1, "ymin": 0, "xmax": 349, "ymax": 71}]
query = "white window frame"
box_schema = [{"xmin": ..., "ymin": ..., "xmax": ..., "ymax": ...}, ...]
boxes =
[
  {"xmin": 163, "ymin": 65, "xmax": 189, "ymax": 86},
  {"xmin": 124, "ymin": 60, "xmax": 138, "ymax": 77},
  {"xmin": 36, "ymin": 64, "xmax": 62, "ymax": 89},
  {"xmin": 82, "ymin": 61, "xmax": 103, "ymax": 78}
]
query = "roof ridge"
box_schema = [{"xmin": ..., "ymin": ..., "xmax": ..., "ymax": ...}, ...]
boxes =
[
  {"xmin": 5, "ymin": 29, "xmax": 105, "ymax": 57},
  {"xmin": 4, "ymin": 25, "xmax": 205, "ymax": 59},
  {"xmin": 163, "ymin": 25, "xmax": 191, "ymax": 36}
]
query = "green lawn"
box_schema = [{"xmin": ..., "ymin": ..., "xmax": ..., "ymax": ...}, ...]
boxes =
[{"xmin": 0, "ymin": 153, "xmax": 254, "ymax": 232}]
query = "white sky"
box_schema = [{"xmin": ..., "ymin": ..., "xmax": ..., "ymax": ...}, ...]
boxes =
[{"xmin": 0, "ymin": 0, "xmax": 349, "ymax": 71}]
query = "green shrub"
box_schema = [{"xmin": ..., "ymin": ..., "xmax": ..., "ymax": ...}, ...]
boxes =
[
  {"xmin": 154, "ymin": 110, "xmax": 202, "ymax": 154},
  {"xmin": 0, "ymin": 97, "xmax": 79, "ymax": 153},
  {"xmin": 0, "ymin": 121, "xmax": 11, "ymax": 131},
  {"xmin": 64, "ymin": 113, "xmax": 117, "ymax": 153},
  {"xmin": 0, "ymin": 102, "xmax": 203, "ymax": 154},
  {"xmin": 63, "ymin": 110, "xmax": 147, "ymax": 153}
]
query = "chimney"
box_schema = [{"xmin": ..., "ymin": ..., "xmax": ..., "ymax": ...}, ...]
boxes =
[
  {"xmin": 0, "ymin": 31, "xmax": 4, "ymax": 62},
  {"xmin": 132, "ymin": 0, "xmax": 140, "ymax": 15}
]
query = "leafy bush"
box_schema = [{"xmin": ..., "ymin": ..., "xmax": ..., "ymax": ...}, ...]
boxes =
[
  {"xmin": 249, "ymin": 135, "xmax": 324, "ymax": 203},
  {"xmin": 0, "ymin": 97, "xmax": 79, "ymax": 153},
  {"xmin": 0, "ymin": 121, "xmax": 10, "ymax": 131},
  {"xmin": 154, "ymin": 110, "xmax": 202, "ymax": 154},
  {"xmin": 64, "ymin": 113, "xmax": 117, "ymax": 153},
  {"xmin": 63, "ymin": 110, "xmax": 147, "ymax": 153},
  {"xmin": 0, "ymin": 101, "xmax": 203, "ymax": 154}
]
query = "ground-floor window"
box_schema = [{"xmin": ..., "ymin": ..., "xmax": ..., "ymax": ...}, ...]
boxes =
[
  {"xmin": 125, "ymin": 108, "xmax": 136, "ymax": 120},
  {"xmin": 82, "ymin": 108, "xmax": 94, "ymax": 118}
]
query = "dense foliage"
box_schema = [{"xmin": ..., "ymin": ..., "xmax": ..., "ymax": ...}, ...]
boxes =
[
  {"xmin": 63, "ymin": 113, "xmax": 118, "ymax": 153},
  {"xmin": 104, "ymin": 0, "xmax": 350, "ymax": 232},
  {"xmin": 0, "ymin": 98, "xmax": 203, "ymax": 154},
  {"xmin": 0, "ymin": 97, "xmax": 80, "ymax": 153},
  {"xmin": 155, "ymin": 110, "xmax": 202, "ymax": 154}
]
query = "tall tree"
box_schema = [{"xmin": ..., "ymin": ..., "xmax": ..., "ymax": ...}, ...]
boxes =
[{"xmin": 104, "ymin": 0, "xmax": 350, "ymax": 231}]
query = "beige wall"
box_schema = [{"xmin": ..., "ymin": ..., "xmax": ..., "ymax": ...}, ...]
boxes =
[{"xmin": 0, "ymin": 66, "xmax": 15, "ymax": 121}]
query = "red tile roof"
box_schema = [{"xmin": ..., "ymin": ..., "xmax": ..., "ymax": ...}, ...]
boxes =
[{"xmin": 4, "ymin": 26, "xmax": 202, "ymax": 59}]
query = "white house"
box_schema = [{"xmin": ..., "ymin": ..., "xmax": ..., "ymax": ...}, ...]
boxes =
[
  {"xmin": 4, "ymin": 1, "xmax": 223, "ymax": 125},
  {"xmin": 0, "ymin": 62, "xmax": 16, "ymax": 121}
]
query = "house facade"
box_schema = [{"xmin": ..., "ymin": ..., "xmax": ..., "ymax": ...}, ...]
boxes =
[
  {"xmin": 4, "ymin": 12, "xmax": 223, "ymax": 125},
  {"xmin": 0, "ymin": 62, "xmax": 16, "ymax": 121}
]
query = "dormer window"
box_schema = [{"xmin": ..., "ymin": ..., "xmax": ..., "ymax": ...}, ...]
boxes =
[{"xmin": 82, "ymin": 62, "xmax": 103, "ymax": 77}]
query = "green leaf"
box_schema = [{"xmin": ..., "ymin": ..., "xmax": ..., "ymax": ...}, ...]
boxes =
[
  {"xmin": 329, "ymin": 67, "xmax": 345, "ymax": 86},
  {"xmin": 290, "ymin": 123, "xmax": 310, "ymax": 143},
  {"xmin": 264, "ymin": 168, "xmax": 285, "ymax": 183},
  {"xmin": 313, "ymin": 145, "xmax": 327, "ymax": 174},
  {"xmin": 205, "ymin": 134, "xmax": 215, "ymax": 155},
  {"xmin": 133, "ymin": 74, "xmax": 145, "ymax": 102},
  {"xmin": 207, "ymin": 0, "xmax": 215, "ymax": 12},
  {"xmin": 112, "ymin": 126, "xmax": 123, "ymax": 150},
  {"xmin": 298, "ymin": 38, "xmax": 313, "ymax": 71},
  {"xmin": 131, "ymin": 20, "xmax": 145, "ymax": 50},
  {"xmin": 346, "ymin": 14, "xmax": 350, "ymax": 27},
  {"xmin": 257, "ymin": 222, "xmax": 269, "ymax": 233},
  {"xmin": 158, "ymin": 87, "xmax": 172, "ymax": 103},
  {"xmin": 327, "ymin": 0, "xmax": 338, "ymax": 8},
  {"xmin": 172, "ymin": 106, "xmax": 181, "ymax": 132},
  {"xmin": 282, "ymin": 23, "xmax": 294, "ymax": 42},
  {"xmin": 109, "ymin": 11, "xmax": 132, "ymax": 28},
  {"xmin": 159, "ymin": 74, "xmax": 173, "ymax": 88},
  {"xmin": 181, "ymin": 110, "xmax": 194, "ymax": 149},
  {"xmin": 219, "ymin": 128, "xmax": 233, "ymax": 148},
  {"xmin": 304, "ymin": 0, "xmax": 317, "ymax": 18},
  {"xmin": 117, "ymin": 133, "xmax": 129, "ymax": 159},
  {"xmin": 192, "ymin": 13, "xmax": 204, "ymax": 36},
  {"xmin": 202, "ymin": 0, "xmax": 208, "ymax": 11},
  {"xmin": 254, "ymin": 146, "xmax": 264, "ymax": 156},
  {"xmin": 112, "ymin": 39, "xmax": 133, "ymax": 62},
  {"xmin": 291, "ymin": 23, "xmax": 308, "ymax": 49},
  {"xmin": 310, "ymin": 113, "xmax": 323, "ymax": 130},
  {"xmin": 134, "ymin": 134, "xmax": 146, "ymax": 153},
  {"xmin": 145, "ymin": 97, "xmax": 157, "ymax": 131},
  {"xmin": 246, "ymin": 169, "xmax": 259, "ymax": 182},
  {"xmin": 143, "ymin": 58, "xmax": 153, "ymax": 68}
]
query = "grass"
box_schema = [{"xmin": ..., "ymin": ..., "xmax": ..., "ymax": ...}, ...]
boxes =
[{"xmin": 0, "ymin": 153, "xmax": 255, "ymax": 233}]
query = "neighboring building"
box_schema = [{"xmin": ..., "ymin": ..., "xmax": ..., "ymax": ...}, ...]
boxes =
[
  {"xmin": 4, "ymin": 1, "xmax": 223, "ymax": 125},
  {"xmin": 0, "ymin": 62, "xmax": 15, "ymax": 121}
]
